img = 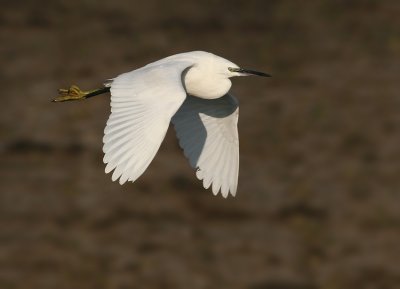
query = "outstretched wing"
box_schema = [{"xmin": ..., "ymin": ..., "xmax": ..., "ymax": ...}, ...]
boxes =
[
  {"xmin": 172, "ymin": 94, "xmax": 239, "ymax": 197},
  {"xmin": 103, "ymin": 61, "xmax": 192, "ymax": 184}
]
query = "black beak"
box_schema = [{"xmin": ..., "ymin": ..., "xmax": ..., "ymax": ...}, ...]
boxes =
[
  {"xmin": 239, "ymin": 68, "xmax": 271, "ymax": 77},
  {"xmin": 229, "ymin": 67, "xmax": 271, "ymax": 77}
]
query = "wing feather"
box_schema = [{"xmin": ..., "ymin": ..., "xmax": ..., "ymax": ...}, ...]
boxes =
[
  {"xmin": 103, "ymin": 61, "xmax": 192, "ymax": 184},
  {"xmin": 172, "ymin": 94, "xmax": 239, "ymax": 197}
]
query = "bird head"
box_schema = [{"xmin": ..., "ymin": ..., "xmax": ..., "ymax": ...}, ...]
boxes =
[{"xmin": 195, "ymin": 52, "xmax": 271, "ymax": 79}]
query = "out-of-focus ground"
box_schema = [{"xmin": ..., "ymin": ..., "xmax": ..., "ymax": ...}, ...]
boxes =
[{"xmin": 0, "ymin": 1, "xmax": 400, "ymax": 288}]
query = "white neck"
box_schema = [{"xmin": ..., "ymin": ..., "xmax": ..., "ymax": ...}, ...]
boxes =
[{"xmin": 183, "ymin": 65, "xmax": 232, "ymax": 99}]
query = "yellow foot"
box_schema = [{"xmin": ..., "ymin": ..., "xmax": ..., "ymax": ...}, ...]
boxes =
[{"xmin": 52, "ymin": 85, "xmax": 88, "ymax": 102}]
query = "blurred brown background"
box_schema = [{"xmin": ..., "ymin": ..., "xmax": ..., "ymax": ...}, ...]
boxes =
[{"xmin": 1, "ymin": 1, "xmax": 400, "ymax": 288}]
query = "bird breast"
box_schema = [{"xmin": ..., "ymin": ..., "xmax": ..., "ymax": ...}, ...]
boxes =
[{"xmin": 183, "ymin": 66, "xmax": 232, "ymax": 99}]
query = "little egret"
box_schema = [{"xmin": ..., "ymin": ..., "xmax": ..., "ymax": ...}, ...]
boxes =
[{"xmin": 53, "ymin": 51, "xmax": 270, "ymax": 197}]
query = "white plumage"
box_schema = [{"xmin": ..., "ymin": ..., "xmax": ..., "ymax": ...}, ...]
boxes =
[
  {"xmin": 101, "ymin": 51, "xmax": 269, "ymax": 197},
  {"xmin": 172, "ymin": 94, "xmax": 239, "ymax": 197}
]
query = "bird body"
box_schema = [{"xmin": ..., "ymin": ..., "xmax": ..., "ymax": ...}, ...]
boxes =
[
  {"xmin": 118, "ymin": 51, "xmax": 237, "ymax": 99},
  {"xmin": 54, "ymin": 51, "xmax": 269, "ymax": 198}
]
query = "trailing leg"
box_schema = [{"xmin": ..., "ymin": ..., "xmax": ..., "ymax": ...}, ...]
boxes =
[{"xmin": 52, "ymin": 85, "xmax": 110, "ymax": 102}]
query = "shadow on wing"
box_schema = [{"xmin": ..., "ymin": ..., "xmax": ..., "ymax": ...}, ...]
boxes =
[{"xmin": 172, "ymin": 94, "xmax": 238, "ymax": 167}]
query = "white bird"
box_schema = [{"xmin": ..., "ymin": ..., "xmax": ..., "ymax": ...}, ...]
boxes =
[{"xmin": 53, "ymin": 51, "xmax": 270, "ymax": 197}]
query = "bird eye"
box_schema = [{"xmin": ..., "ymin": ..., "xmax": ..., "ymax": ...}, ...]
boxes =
[{"xmin": 228, "ymin": 67, "xmax": 239, "ymax": 72}]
